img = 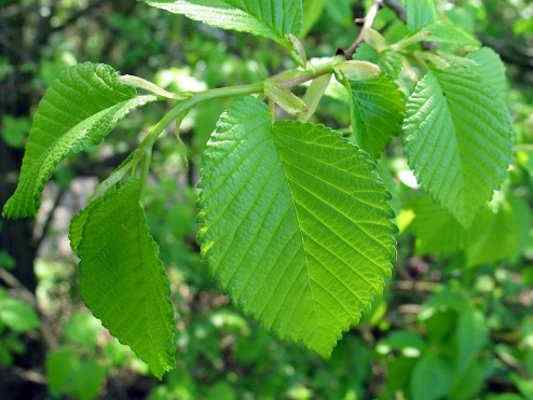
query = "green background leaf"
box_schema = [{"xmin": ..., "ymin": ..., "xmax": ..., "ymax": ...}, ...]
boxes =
[
  {"xmin": 46, "ymin": 347, "xmax": 106, "ymax": 400},
  {"xmin": 0, "ymin": 297, "xmax": 40, "ymax": 332},
  {"xmin": 410, "ymin": 353, "xmax": 453, "ymax": 400}
]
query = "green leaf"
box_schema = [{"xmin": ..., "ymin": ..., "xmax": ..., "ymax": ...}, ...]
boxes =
[
  {"xmin": 144, "ymin": 0, "xmax": 303, "ymax": 45},
  {"xmin": 403, "ymin": 64, "xmax": 513, "ymax": 227},
  {"xmin": 46, "ymin": 348, "xmax": 106, "ymax": 400},
  {"xmin": 264, "ymin": 79, "xmax": 308, "ymax": 115},
  {"xmin": 512, "ymin": 374, "xmax": 533, "ymax": 399},
  {"xmin": 486, "ymin": 395, "xmax": 524, "ymax": 400},
  {"xmin": 410, "ymin": 353, "xmax": 453, "ymax": 400},
  {"xmin": 3, "ymin": 63, "xmax": 156, "ymax": 219},
  {"xmin": 465, "ymin": 198, "xmax": 527, "ymax": 267},
  {"xmin": 405, "ymin": 192, "xmax": 466, "ymax": 256},
  {"xmin": 199, "ymin": 96, "xmax": 395, "ymax": 356},
  {"xmin": 0, "ymin": 251, "xmax": 15, "ymax": 270},
  {"xmin": 406, "ymin": 190, "xmax": 526, "ymax": 265},
  {"xmin": 468, "ymin": 47, "xmax": 508, "ymax": 97},
  {"xmin": 299, "ymin": 74, "xmax": 331, "ymax": 122},
  {"xmin": 63, "ymin": 312, "xmax": 101, "ymax": 349},
  {"xmin": 346, "ymin": 75, "xmax": 405, "ymax": 158},
  {"xmin": 302, "ymin": 0, "xmax": 325, "ymax": 36},
  {"xmin": 355, "ymin": 44, "xmax": 403, "ymax": 79},
  {"xmin": 405, "ymin": 0, "xmax": 437, "ymax": 32},
  {"xmin": 380, "ymin": 330, "xmax": 426, "ymax": 356},
  {"xmin": 450, "ymin": 361, "xmax": 490, "ymax": 400},
  {"xmin": 70, "ymin": 179, "xmax": 176, "ymax": 378},
  {"xmin": 423, "ymin": 21, "xmax": 480, "ymax": 51},
  {"xmin": 324, "ymin": 0, "xmax": 353, "ymax": 27},
  {"xmin": 0, "ymin": 297, "xmax": 40, "ymax": 332},
  {"xmin": 1, "ymin": 115, "xmax": 30, "ymax": 148},
  {"xmin": 455, "ymin": 308, "xmax": 488, "ymax": 371},
  {"xmin": 336, "ymin": 60, "xmax": 381, "ymax": 81}
]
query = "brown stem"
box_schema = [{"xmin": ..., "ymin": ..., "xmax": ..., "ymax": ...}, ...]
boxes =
[{"xmin": 341, "ymin": 0, "xmax": 384, "ymax": 60}]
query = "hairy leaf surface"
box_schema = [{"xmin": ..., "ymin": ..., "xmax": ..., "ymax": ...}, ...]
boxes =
[
  {"xmin": 144, "ymin": 0, "xmax": 303, "ymax": 45},
  {"xmin": 70, "ymin": 179, "xmax": 175, "ymax": 378},
  {"xmin": 346, "ymin": 75, "xmax": 405, "ymax": 158},
  {"xmin": 403, "ymin": 64, "xmax": 513, "ymax": 227},
  {"xmin": 199, "ymin": 96, "xmax": 395, "ymax": 356},
  {"xmin": 3, "ymin": 63, "xmax": 156, "ymax": 218}
]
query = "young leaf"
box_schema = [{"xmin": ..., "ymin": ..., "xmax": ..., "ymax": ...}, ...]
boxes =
[
  {"xmin": 3, "ymin": 63, "xmax": 156, "ymax": 219},
  {"xmin": 199, "ymin": 96, "xmax": 395, "ymax": 356},
  {"xmin": 70, "ymin": 179, "xmax": 176, "ymax": 378},
  {"xmin": 264, "ymin": 80, "xmax": 308, "ymax": 115},
  {"xmin": 336, "ymin": 60, "xmax": 381, "ymax": 81},
  {"xmin": 299, "ymin": 74, "xmax": 331, "ymax": 122},
  {"xmin": 345, "ymin": 75, "xmax": 405, "ymax": 158},
  {"xmin": 403, "ymin": 64, "xmax": 513, "ymax": 227},
  {"xmin": 144, "ymin": 0, "xmax": 303, "ymax": 46},
  {"xmin": 405, "ymin": 0, "xmax": 437, "ymax": 32}
]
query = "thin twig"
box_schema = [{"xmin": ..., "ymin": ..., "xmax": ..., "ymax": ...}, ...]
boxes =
[
  {"xmin": 342, "ymin": 0, "xmax": 384, "ymax": 60},
  {"xmin": 383, "ymin": 0, "xmax": 406, "ymax": 22},
  {"xmin": 34, "ymin": 188, "xmax": 66, "ymax": 250},
  {"xmin": 0, "ymin": 269, "xmax": 36, "ymax": 306}
]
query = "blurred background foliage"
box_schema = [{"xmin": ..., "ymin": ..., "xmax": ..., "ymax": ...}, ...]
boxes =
[{"xmin": 0, "ymin": 0, "xmax": 532, "ymax": 399}]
